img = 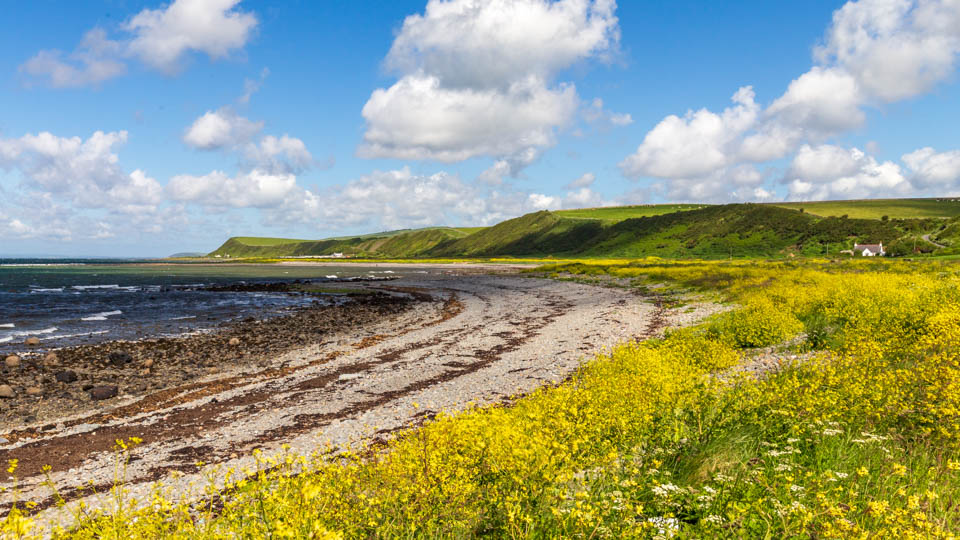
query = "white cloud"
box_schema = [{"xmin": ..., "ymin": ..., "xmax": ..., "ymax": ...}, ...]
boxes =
[
  {"xmin": 126, "ymin": 0, "xmax": 257, "ymax": 73},
  {"xmin": 761, "ymin": 66, "xmax": 865, "ymax": 143},
  {"xmin": 476, "ymin": 148, "xmax": 542, "ymax": 185},
  {"xmin": 620, "ymin": 87, "xmax": 759, "ymax": 179},
  {"xmin": 19, "ymin": 29, "xmax": 126, "ymax": 88},
  {"xmin": 815, "ymin": 0, "xmax": 960, "ymax": 102},
  {"xmin": 583, "ymin": 97, "xmax": 633, "ymax": 128},
  {"xmin": 785, "ymin": 145, "xmax": 911, "ymax": 200},
  {"xmin": 243, "ymin": 135, "xmax": 313, "ymax": 174},
  {"xmin": 619, "ymin": 0, "xmax": 960, "ymax": 202},
  {"xmin": 385, "ymin": 0, "xmax": 618, "ymax": 89},
  {"xmin": 166, "ymin": 169, "xmax": 298, "ymax": 209},
  {"xmin": 565, "ymin": 172, "xmax": 596, "ymax": 189},
  {"xmin": 183, "ymin": 108, "xmax": 263, "ymax": 150},
  {"xmin": 361, "ymin": 0, "xmax": 619, "ymax": 170},
  {"xmin": 786, "ymin": 144, "xmax": 864, "ymax": 181},
  {"xmin": 20, "ymin": 0, "xmax": 257, "ymax": 87},
  {"xmin": 902, "ymin": 147, "xmax": 960, "ymax": 187},
  {"xmin": 0, "ymin": 130, "xmax": 164, "ymax": 209},
  {"xmin": 361, "ymin": 74, "xmax": 577, "ymax": 162}
]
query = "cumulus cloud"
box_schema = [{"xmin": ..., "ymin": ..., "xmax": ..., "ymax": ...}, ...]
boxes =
[
  {"xmin": 902, "ymin": 147, "xmax": 960, "ymax": 188},
  {"xmin": 167, "ymin": 169, "xmax": 298, "ymax": 208},
  {"xmin": 815, "ymin": 0, "xmax": 960, "ymax": 102},
  {"xmin": 361, "ymin": 75, "xmax": 576, "ymax": 163},
  {"xmin": 19, "ymin": 29, "xmax": 126, "ymax": 88},
  {"xmin": 251, "ymin": 166, "xmax": 606, "ymax": 232},
  {"xmin": 0, "ymin": 130, "xmax": 164, "ymax": 209},
  {"xmin": 620, "ymin": 87, "xmax": 759, "ymax": 179},
  {"xmin": 126, "ymin": 0, "xmax": 257, "ymax": 73},
  {"xmin": 785, "ymin": 145, "xmax": 912, "ymax": 200},
  {"xmin": 361, "ymin": 0, "xmax": 619, "ymax": 172},
  {"xmin": 182, "ymin": 107, "xmax": 314, "ymax": 175},
  {"xmin": 183, "ymin": 108, "xmax": 264, "ymax": 150},
  {"xmin": 620, "ymin": 0, "xmax": 960, "ymax": 201},
  {"xmin": 20, "ymin": 0, "xmax": 257, "ymax": 87},
  {"xmin": 565, "ymin": 172, "xmax": 596, "ymax": 189}
]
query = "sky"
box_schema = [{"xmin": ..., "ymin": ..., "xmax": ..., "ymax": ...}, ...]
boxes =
[{"xmin": 1, "ymin": 0, "xmax": 959, "ymax": 257}]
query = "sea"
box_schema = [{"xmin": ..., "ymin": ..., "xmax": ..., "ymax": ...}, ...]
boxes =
[{"xmin": 0, "ymin": 259, "xmax": 418, "ymax": 354}]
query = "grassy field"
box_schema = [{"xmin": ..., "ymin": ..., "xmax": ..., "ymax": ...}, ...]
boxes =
[
  {"xmin": 12, "ymin": 258, "xmax": 960, "ymax": 538},
  {"xmin": 554, "ymin": 204, "xmax": 706, "ymax": 222},
  {"xmin": 226, "ymin": 236, "xmax": 309, "ymax": 246},
  {"xmin": 771, "ymin": 198, "xmax": 960, "ymax": 219}
]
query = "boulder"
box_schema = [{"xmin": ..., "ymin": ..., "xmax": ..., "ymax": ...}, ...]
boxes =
[
  {"xmin": 142, "ymin": 358, "xmax": 154, "ymax": 368},
  {"xmin": 55, "ymin": 370, "xmax": 78, "ymax": 383},
  {"xmin": 89, "ymin": 385, "xmax": 118, "ymax": 401},
  {"xmin": 108, "ymin": 352, "xmax": 133, "ymax": 367},
  {"xmin": 43, "ymin": 352, "xmax": 59, "ymax": 365},
  {"xmin": 0, "ymin": 385, "xmax": 14, "ymax": 398},
  {"xmin": 24, "ymin": 337, "xmax": 40, "ymax": 346},
  {"xmin": 26, "ymin": 387, "xmax": 42, "ymax": 396},
  {"xmin": 4, "ymin": 355, "xmax": 20, "ymax": 369},
  {"xmin": 228, "ymin": 337, "xmax": 241, "ymax": 346}
]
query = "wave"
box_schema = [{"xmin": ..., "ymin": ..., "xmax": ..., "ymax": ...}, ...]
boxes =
[
  {"xmin": 41, "ymin": 330, "xmax": 109, "ymax": 341},
  {"xmin": 326, "ymin": 275, "xmax": 338, "ymax": 279},
  {"xmin": 0, "ymin": 323, "xmax": 14, "ymax": 328},
  {"xmin": 30, "ymin": 287, "xmax": 65, "ymax": 293},
  {"xmin": 72, "ymin": 284, "xmax": 120, "ymax": 290},
  {"xmin": 81, "ymin": 310, "xmax": 123, "ymax": 321},
  {"xmin": 169, "ymin": 315, "xmax": 196, "ymax": 321},
  {"xmin": 1, "ymin": 327, "xmax": 59, "ymax": 342}
]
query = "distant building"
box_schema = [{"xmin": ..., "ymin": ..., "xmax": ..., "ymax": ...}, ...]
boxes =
[{"xmin": 853, "ymin": 242, "xmax": 884, "ymax": 256}]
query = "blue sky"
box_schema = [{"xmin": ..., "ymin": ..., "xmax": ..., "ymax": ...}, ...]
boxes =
[{"xmin": 1, "ymin": 0, "xmax": 959, "ymax": 256}]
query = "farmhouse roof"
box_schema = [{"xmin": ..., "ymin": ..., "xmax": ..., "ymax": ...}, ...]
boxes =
[{"xmin": 853, "ymin": 243, "xmax": 883, "ymax": 252}]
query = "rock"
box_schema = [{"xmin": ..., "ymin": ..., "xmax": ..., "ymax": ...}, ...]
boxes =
[
  {"xmin": 5, "ymin": 355, "xmax": 20, "ymax": 368},
  {"xmin": 338, "ymin": 373, "xmax": 363, "ymax": 382},
  {"xmin": 24, "ymin": 337, "xmax": 40, "ymax": 346},
  {"xmin": 228, "ymin": 337, "xmax": 241, "ymax": 346},
  {"xmin": 44, "ymin": 352, "xmax": 59, "ymax": 365},
  {"xmin": 26, "ymin": 387, "xmax": 42, "ymax": 396},
  {"xmin": 0, "ymin": 385, "xmax": 14, "ymax": 398},
  {"xmin": 89, "ymin": 385, "xmax": 118, "ymax": 401},
  {"xmin": 55, "ymin": 370, "xmax": 78, "ymax": 383},
  {"xmin": 108, "ymin": 352, "xmax": 133, "ymax": 367},
  {"xmin": 142, "ymin": 358, "xmax": 155, "ymax": 368},
  {"xmin": 139, "ymin": 368, "xmax": 150, "ymax": 376}
]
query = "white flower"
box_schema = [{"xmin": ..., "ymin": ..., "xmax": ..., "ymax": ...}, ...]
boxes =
[{"xmin": 703, "ymin": 514, "xmax": 724, "ymax": 525}]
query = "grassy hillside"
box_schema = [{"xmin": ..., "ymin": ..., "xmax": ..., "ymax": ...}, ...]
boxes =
[
  {"xmin": 771, "ymin": 198, "xmax": 960, "ymax": 219},
  {"xmin": 210, "ymin": 201, "xmax": 956, "ymax": 260},
  {"xmin": 210, "ymin": 227, "xmax": 471, "ymax": 258},
  {"xmin": 553, "ymin": 204, "xmax": 706, "ymax": 222},
  {"xmin": 228, "ymin": 236, "xmax": 309, "ymax": 246}
]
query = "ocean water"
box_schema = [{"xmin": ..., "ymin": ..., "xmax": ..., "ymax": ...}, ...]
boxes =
[{"xmin": 0, "ymin": 260, "xmax": 415, "ymax": 354}]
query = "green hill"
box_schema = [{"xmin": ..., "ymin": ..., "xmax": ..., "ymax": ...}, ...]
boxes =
[
  {"xmin": 553, "ymin": 204, "xmax": 706, "ymax": 222},
  {"xmin": 210, "ymin": 200, "xmax": 960, "ymax": 260},
  {"xmin": 770, "ymin": 198, "xmax": 960, "ymax": 219}
]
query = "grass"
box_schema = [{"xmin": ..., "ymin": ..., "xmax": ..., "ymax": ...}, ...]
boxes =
[
  {"xmin": 227, "ymin": 236, "xmax": 309, "ymax": 246},
  {"xmin": 9, "ymin": 258, "xmax": 960, "ymax": 538},
  {"xmin": 771, "ymin": 198, "xmax": 960, "ymax": 219},
  {"xmin": 553, "ymin": 204, "xmax": 706, "ymax": 222}
]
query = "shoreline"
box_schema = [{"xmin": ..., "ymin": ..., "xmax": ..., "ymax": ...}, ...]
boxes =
[
  {"xmin": 0, "ymin": 284, "xmax": 421, "ymax": 435},
  {"xmin": 2, "ymin": 272, "xmax": 722, "ymax": 528}
]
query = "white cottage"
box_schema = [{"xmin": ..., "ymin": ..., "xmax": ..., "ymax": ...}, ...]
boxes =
[{"xmin": 853, "ymin": 242, "xmax": 884, "ymax": 256}]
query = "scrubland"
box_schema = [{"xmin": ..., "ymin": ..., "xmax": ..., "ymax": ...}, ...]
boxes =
[{"xmin": 6, "ymin": 258, "xmax": 960, "ymax": 538}]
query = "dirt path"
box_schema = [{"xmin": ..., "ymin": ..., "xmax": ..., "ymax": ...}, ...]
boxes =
[{"xmin": 1, "ymin": 273, "xmax": 718, "ymax": 527}]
